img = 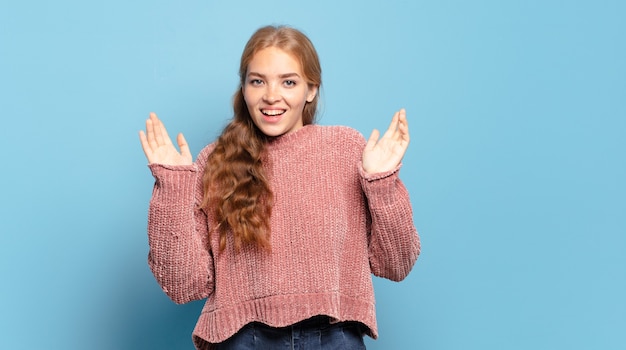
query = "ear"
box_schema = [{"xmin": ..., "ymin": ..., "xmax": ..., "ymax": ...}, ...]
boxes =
[{"xmin": 306, "ymin": 85, "xmax": 318, "ymax": 103}]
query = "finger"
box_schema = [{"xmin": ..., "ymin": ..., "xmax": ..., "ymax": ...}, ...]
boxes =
[
  {"xmin": 138, "ymin": 130, "xmax": 153, "ymax": 161},
  {"xmin": 390, "ymin": 109, "xmax": 409, "ymax": 142},
  {"xmin": 145, "ymin": 116, "xmax": 157, "ymax": 150},
  {"xmin": 397, "ymin": 109, "xmax": 410, "ymax": 143},
  {"xmin": 365, "ymin": 129, "xmax": 380, "ymax": 151},
  {"xmin": 139, "ymin": 129, "xmax": 150, "ymax": 154},
  {"xmin": 398, "ymin": 108, "xmax": 406, "ymax": 123},
  {"xmin": 150, "ymin": 113, "xmax": 167, "ymax": 146},
  {"xmin": 157, "ymin": 117, "xmax": 174, "ymax": 146},
  {"xmin": 177, "ymin": 133, "xmax": 192, "ymax": 161},
  {"xmin": 382, "ymin": 110, "xmax": 401, "ymax": 140}
]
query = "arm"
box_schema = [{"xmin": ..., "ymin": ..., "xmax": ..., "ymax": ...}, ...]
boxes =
[
  {"xmin": 147, "ymin": 162, "xmax": 214, "ymax": 303},
  {"xmin": 140, "ymin": 113, "xmax": 214, "ymax": 303},
  {"xmin": 360, "ymin": 166, "xmax": 420, "ymax": 281},
  {"xmin": 361, "ymin": 109, "xmax": 420, "ymax": 281}
]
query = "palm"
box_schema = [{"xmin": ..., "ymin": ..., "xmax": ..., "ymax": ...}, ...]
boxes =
[
  {"xmin": 362, "ymin": 109, "xmax": 410, "ymax": 174},
  {"xmin": 139, "ymin": 112, "xmax": 193, "ymax": 165}
]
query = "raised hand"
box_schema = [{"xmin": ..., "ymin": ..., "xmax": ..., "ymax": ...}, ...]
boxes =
[
  {"xmin": 362, "ymin": 109, "xmax": 410, "ymax": 174},
  {"xmin": 139, "ymin": 112, "xmax": 193, "ymax": 165}
]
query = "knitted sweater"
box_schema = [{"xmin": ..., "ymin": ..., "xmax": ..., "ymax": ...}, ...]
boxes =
[{"xmin": 146, "ymin": 124, "xmax": 420, "ymax": 349}]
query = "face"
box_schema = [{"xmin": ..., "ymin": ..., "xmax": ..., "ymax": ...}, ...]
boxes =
[{"xmin": 243, "ymin": 47, "xmax": 318, "ymax": 137}]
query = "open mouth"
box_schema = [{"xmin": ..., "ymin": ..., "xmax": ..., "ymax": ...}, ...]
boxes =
[{"xmin": 261, "ymin": 109, "xmax": 286, "ymax": 116}]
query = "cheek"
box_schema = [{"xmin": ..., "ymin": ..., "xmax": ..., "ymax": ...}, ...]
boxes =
[
  {"xmin": 242, "ymin": 90, "xmax": 257, "ymax": 108},
  {"xmin": 285, "ymin": 89, "xmax": 309, "ymax": 106}
]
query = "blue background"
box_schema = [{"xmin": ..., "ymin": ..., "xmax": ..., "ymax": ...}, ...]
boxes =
[{"xmin": 1, "ymin": 1, "xmax": 624, "ymax": 349}]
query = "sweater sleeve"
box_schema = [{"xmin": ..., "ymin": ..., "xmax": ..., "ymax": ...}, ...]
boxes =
[
  {"xmin": 359, "ymin": 164, "xmax": 421, "ymax": 281},
  {"xmin": 146, "ymin": 149, "xmax": 215, "ymax": 304}
]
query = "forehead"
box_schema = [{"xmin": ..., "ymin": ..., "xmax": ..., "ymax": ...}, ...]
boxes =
[{"xmin": 247, "ymin": 47, "xmax": 303, "ymax": 75}]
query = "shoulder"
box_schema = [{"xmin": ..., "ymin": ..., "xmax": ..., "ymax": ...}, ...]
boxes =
[
  {"xmin": 308, "ymin": 125, "xmax": 365, "ymax": 162},
  {"xmin": 194, "ymin": 142, "xmax": 217, "ymax": 168},
  {"xmin": 198, "ymin": 142, "xmax": 217, "ymax": 157},
  {"xmin": 311, "ymin": 125, "xmax": 366, "ymax": 146}
]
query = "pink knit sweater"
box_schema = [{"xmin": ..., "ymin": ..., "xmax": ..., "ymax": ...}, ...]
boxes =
[{"xmin": 146, "ymin": 124, "xmax": 420, "ymax": 349}]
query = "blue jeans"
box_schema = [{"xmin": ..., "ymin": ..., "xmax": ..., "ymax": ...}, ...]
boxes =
[{"xmin": 215, "ymin": 316, "xmax": 367, "ymax": 350}]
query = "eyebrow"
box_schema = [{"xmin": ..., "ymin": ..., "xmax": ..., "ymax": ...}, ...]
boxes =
[{"xmin": 247, "ymin": 72, "xmax": 302, "ymax": 79}]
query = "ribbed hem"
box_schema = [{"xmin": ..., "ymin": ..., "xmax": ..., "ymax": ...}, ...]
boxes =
[{"xmin": 191, "ymin": 292, "xmax": 378, "ymax": 349}]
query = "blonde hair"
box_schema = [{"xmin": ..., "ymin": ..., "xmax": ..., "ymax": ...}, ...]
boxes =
[{"xmin": 201, "ymin": 25, "xmax": 322, "ymax": 251}]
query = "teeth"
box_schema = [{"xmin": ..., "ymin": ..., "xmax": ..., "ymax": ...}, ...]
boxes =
[{"xmin": 262, "ymin": 109, "xmax": 284, "ymax": 116}]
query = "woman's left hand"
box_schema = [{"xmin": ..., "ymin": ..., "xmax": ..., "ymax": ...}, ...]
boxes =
[{"xmin": 362, "ymin": 109, "xmax": 410, "ymax": 174}]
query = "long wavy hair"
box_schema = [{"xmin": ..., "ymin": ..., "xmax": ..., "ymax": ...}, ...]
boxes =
[{"xmin": 201, "ymin": 25, "xmax": 322, "ymax": 251}]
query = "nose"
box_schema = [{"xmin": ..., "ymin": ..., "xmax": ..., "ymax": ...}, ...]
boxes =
[{"xmin": 263, "ymin": 84, "xmax": 280, "ymax": 104}]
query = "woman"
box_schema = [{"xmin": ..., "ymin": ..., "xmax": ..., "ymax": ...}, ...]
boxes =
[{"xmin": 139, "ymin": 25, "xmax": 420, "ymax": 349}]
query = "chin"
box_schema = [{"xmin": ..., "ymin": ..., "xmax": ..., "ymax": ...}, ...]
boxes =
[{"xmin": 256, "ymin": 125, "xmax": 286, "ymax": 137}]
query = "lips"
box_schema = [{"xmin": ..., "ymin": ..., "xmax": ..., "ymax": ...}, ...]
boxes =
[
  {"xmin": 260, "ymin": 109, "xmax": 286, "ymax": 123},
  {"xmin": 261, "ymin": 109, "xmax": 286, "ymax": 116}
]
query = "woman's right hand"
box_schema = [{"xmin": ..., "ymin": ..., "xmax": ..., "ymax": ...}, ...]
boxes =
[{"xmin": 139, "ymin": 112, "xmax": 193, "ymax": 165}]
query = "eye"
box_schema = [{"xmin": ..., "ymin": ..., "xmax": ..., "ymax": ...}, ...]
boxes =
[
  {"xmin": 284, "ymin": 80, "xmax": 296, "ymax": 87},
  {"xmin": 249, "ymin": 79, "xmax": 264, "ymax": 86}
]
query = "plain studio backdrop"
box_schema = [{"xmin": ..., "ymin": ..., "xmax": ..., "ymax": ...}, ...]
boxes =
[{"xmin": 1, "ymin": 1, "xmax": 624, "ymax": 349}]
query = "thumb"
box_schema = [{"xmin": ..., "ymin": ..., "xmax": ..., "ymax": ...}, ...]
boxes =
[
  {"xmin": 177, "ymin": 133, "xmax": 192, "ymax": 160},
  {"xmin": 365, "ymin": 129, "xmax": 380, "ymax": 151}
]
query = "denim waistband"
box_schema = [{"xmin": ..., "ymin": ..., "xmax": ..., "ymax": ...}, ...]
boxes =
[{"xmin": 217, "ymin": 315, "xmax": 366, "ymax": 349}]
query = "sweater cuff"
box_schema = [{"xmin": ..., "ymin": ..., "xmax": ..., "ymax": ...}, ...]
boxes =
[
  {"xmin": 358, "ymin": 163, "xmax": 402, "ymax": 207},
  {"xmin": 148, "ymin": 163, "xmax": 199, "ymax": 193},
  {"xmin": 149, "ymin": 163, "xmax": 197, "ymax": 173}
]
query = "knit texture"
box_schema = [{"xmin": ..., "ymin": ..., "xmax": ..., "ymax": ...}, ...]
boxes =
[{"xmin": 146, "ymin": 124, "xmax": 420, "ymax": 349}]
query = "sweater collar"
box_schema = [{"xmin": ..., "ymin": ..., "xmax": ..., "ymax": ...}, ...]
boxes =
[{"xmin": 266, "ymin": 124, "xmax": 316, "ymax": 150}]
